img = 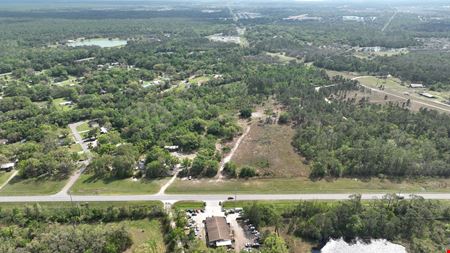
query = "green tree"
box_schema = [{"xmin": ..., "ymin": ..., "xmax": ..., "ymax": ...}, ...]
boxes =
[{"xmin": 260, "ymin": 234, "xmax": 289, "ymax": 253}]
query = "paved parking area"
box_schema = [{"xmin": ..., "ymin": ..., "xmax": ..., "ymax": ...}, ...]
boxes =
[{"xmin": 186, "ymin": 201, "xmax": 259, "ymax": 252}]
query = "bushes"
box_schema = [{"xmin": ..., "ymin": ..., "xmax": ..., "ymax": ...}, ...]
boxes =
[
  {"xmin": 239, "ymin": 166, "xmax": 257, "ymax": 178},
  {"xmin": 24, "ymin": 224, "xmax": 132, "ymax": 253},
  {"xmin": 239, "ymin": 108, "xmax": 252, "ymax": 119},
  {"xmin": 0, "ymin": 203, "xmax": 166, "ymax": 252},
  {"xmin": 144, "ymin": 147, "xmax": 178, "ymax": 178},
  {"xmin": 278, "ymin": 112, "xmax": 289, "ymax": 124},
  {"xmin": 189, "ymin": 149, "xmax": 219, "ymax": 178},
  {"xmin": 223, "ymin": 162, "xmax": 237, "ymax": 178}
]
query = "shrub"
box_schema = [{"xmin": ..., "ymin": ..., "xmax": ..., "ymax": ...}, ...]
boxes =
[{"xmin": 239, "ymin": 166, "xmax": 256, "ymax": 178}]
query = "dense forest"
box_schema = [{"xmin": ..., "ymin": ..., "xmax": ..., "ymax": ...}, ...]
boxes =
[
  {"xmin": 307, "ymin": 51, "xmax": 450, "ymax": 88},
  {"xmin": 243, "ymin": 195, "xmax": 450, "ymax": 252},
  {"xmin": 0, "ymin": 203, "xmax": 165, "ymax": 252},
  {"xmin": 244, "ymin": 64, "xmax": 450, "ymax": 179}
]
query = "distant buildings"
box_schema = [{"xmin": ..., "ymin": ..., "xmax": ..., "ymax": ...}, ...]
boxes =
[
  {"xmin": 205, "ymin": 216, "xmax": 232, "ymax": 248},
  {"xmin": 410, "ymin": 83, "xmax": 424, "ymax": 88},
  {"xmin": 420, "ymin": 92, "xmax": 435, "ymax": 98},
  {"xmin": 343, "ymin": 16, "xmax": 365, "ymax": 22},
  {"xmin": 59, "ymin": 101, "xmax": 73, "ymax": 106},
  {"xmin": 283, "ymin": 14, "xmax": 322, "ymax": 21},
  {"xmin": 164, "ymin": 145, "xmax": 179, "ymax": 151}
]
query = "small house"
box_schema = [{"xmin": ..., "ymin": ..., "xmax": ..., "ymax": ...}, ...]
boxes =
[
  {"xmin": 164, "ymin": 145, "xmax": 179, "ymax": 152},
  {"xmin": 410, "ymin": 83, "xmax": 424, "ymax": 88},
  {"xmin": 59, "ymin": 101, "xmax": 73, "ymax": 106},
  {"xmin": 1, "ymin": 162, "xmax": 15, "ymax": 172},
  {"xmin": 100, "ymin": 127, "xmax": 108, "ymax": 134}
]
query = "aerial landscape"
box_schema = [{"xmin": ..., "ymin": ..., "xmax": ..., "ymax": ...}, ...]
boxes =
[{"xmin": 0, "ymin": 0, "xmax": 450, "ymax": 252}]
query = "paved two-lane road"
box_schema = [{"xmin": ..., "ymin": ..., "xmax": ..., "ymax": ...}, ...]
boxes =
[{"xmin": 1, "ymin": 192, "xmax": 450, "ymax": 203}]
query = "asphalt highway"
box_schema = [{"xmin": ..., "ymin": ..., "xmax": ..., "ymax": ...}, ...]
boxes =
[{"xmin": 0, "ymin": 193, "xmax": 450, "ymax": 203}]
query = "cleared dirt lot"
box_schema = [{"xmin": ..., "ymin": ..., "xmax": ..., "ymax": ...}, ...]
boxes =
[{"xmin": 232, "ymin": 123, "xmax": 309, "ymax": 178}]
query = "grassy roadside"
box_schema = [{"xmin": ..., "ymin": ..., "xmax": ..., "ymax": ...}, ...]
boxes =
[
  {"xmin": 172, "ymin": 201, "xmax": 205, "ymax": 210},
  {"xmin": 166, "ymin": 177, "xmax": 450, "ymax": 195},
  {"xmin": 0, "ymin": 171, "xmax": 14, "ymax": 187},
  {"xmin": 0, "ymin": 201, "xmax": 163, "ymax": 210},
  {"xmin": 70, "ymin": 173, "xmax": 168, "ymax": 195},
  {"xmin": 223, "ymin": 200, "xmax": 305, "ymax": 212},
  {"xmin": 0, "ymin": 177, "xmax": 67, "ymax": 196}
]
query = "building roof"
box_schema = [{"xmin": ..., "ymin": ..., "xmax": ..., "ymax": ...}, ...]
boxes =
[
  {"xmin": 410, "ymin": 83, "xmax": 424, "ymax": 88},
  {"xmin": 1, "ymin": 163, "xmax": 15, "ymax": 169},
  {"xmin": 420, "ymin": 92, "xmax": 435, "ymax": 98},
  {"xmin": 205, "ymin": 216, "xmax": 231, "ymax": 244}
]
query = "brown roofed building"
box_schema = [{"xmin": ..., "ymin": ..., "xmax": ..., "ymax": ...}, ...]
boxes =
[{"xmin": 205, "ymin": 216, "xmax": 232, "ymax": 247}]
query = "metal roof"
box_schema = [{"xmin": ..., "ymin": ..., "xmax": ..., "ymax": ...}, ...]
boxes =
[{"xmin": 205, "ymin": 216, "xmax": 231, "ymax": 243}]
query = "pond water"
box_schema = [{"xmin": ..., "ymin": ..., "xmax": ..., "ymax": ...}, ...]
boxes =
[
  {"xmin": 68, "ymin": 38, "xmax": 127, "ymax": 48},
  {"xmin": 319, "ymin": 238, "xmax": 407, "ymax": 253}
]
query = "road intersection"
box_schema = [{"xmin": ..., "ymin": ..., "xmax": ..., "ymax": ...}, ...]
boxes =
[{"xmin": 2, "ymin": 116, "xmax": 450, "ymax": 204}]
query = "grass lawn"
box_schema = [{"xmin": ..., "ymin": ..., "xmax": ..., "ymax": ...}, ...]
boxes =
[
  {"xmin": 223, "ymin": 200, "xmax": 304, "ymax": 213},
  {"xmin": 0, "ymin": 171, "xmax": 14, "ymax": 187},
  {"xmin": 123, "ymin": 219, "xmax": 166, "ymax": 253},
  {"xmin": 0, "ymin": 177, "xmax": 67, "ymax": 196},
  {"xmin": 172, "ymin": 201, "xmax": 205, "ymax": 210},
  {"xmin": 68, "ymin": 143, "xmax": 83, "ymax": 153},
  {"xmin": 54, "ymin": 76, "xmax": 78, "ymax": 86},
  {"xmin": 188, "ymin": 75, "xmax": 211, "ymax": 86},
  {"xmin": 166, "ymin": 177, "xmax": 450, "ymax": 195},
  {"xmin": 52, "ymin": 98, "xmax": 73, "ymax": 111},
  {"xmin": 266, "ymin": 52, "xmax": 299, "ymax": 64},
  {"xmin": 325, "ymin": 70, "xmax": 450, "ymax": 113},
  {"xmin": 70, "ymin": 174, "xmax": 168, "ymax": 195},
  {"xmin": 76, "ymin": 121, "xmax": 92, "ymax": 132}
]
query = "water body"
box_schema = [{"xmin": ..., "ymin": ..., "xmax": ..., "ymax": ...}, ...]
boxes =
[
  {"xmin": 68, "ymin": 38, "xmax": 127, "ymax": 48},
  {"xmin": 320, "ymin": 238, "xmax": 407, "ymax": 253}
]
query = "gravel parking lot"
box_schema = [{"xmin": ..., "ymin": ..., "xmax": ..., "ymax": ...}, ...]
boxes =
[{"xmin": 186, "ymin": 201, "xmax": 258, "ymax": 252}]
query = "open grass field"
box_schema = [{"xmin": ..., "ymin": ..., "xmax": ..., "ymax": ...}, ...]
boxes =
[
  {"xmin": 353, "ymin": 48, "xmax": 409, "ymax": 59},
  {"xmin": 54, "ymin": 76, "xmax": 78, "ymax": 86},
  {"xmin": 334, "ymin": 87, "xmax": 411, "ymax": 108},
  {"xmin": 172, "ymin": 201, "xmax": 205, "ymax": 210},
  {"xmin": 266, "ymin": 52, "xmax": 300, "ymax": 64},
  {"xmin": 231, "ymin": 123, "xmax": 308, "ymax": 177},
  {"xmin": 223, "ymin": 200, "xmax": 305, "ymax": 212},
  {"xmin": 326, "ymin": 70, "xmax": 450, "ymax": 114},
  {"xmin": 76, "ymin": 121, "xmax": 92, "ymax": 132},
  {"xmin": 68, "ymin": 143, "xmax": 83, "ymax": 153},
  {"xmin": 0, "ymin": 170, "xmax": 14, "ymax": 187},
  {"xmin": 70, "ymin": 173, "xmax": 168, "ymax": 195},
  {"xmin": 188, "ymin": 75, "xmax": 211, "ymax": 85},
  {"xmin": 52, "ymin": 98, "xmax": 73, "ymax": 111},
  {"xmin": 0, "ymin": 177, "xmax": 67, "ymax": 196},
  {"xmin": 167, "ymin": 177, "xmax": 450, "ymax": 194},
  {"xmin": 123, "ymin": 219, "xmax": 166, "ymax": 253}
]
